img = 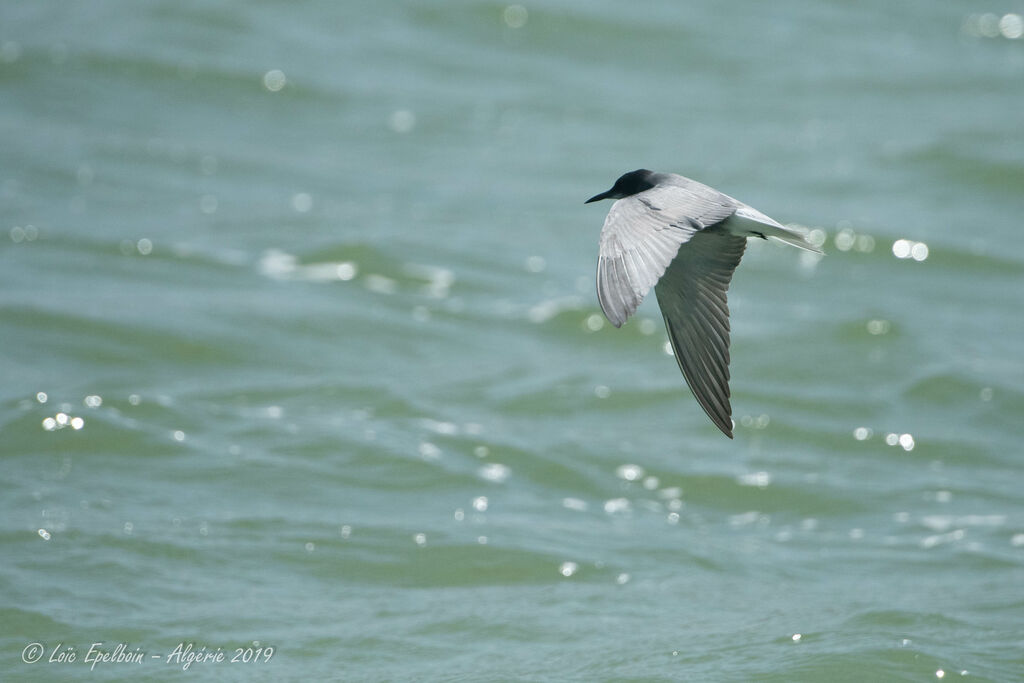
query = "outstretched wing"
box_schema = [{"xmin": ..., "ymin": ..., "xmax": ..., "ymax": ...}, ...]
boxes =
[
  {"xmin": 596, "ymin": 180, "xmax": 736, "ymax": 327},
  {"xmin": 655, "ymin": 229, "xmax": 747, "ymax": 438}
]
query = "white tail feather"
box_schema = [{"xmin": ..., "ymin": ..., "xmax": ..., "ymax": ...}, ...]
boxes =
[{"xmin": 730, "ymin": 205, "xmax": 823, "ymax": 254}]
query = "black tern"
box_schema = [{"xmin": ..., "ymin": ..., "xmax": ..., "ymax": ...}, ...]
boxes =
[{"xmin": 586, "ymin": 169, "xmax": 822, "ymax": 438}]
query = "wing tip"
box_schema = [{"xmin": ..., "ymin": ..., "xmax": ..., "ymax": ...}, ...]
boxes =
[
  {"xmin": 707, "ymin": 407, "xmax": 734, "ymax": 438},
  {"xmin": 597, "ymin": 304, "xmax": 625, "ymax": 328},
  {"xmin": 662, "ymin": 313, "xmax": 736, "ymax": 439}
]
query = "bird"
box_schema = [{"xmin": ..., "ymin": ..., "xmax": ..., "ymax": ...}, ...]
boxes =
[{"xmin": 585, "ymin": 169, "xmax": 822, "ymax": 438}]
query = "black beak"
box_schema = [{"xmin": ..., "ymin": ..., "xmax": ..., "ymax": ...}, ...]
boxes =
[{"xmin": 585, "ymin": 189, "xmax": 612, "ymax": 204}]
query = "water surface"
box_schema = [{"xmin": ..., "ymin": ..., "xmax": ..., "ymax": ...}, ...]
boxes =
[{"xmin": 2, "ymin": 1, "xmax": 1024, "ymax": 680}]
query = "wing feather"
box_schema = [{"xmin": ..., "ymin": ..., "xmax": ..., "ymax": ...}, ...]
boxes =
[{"xmin": 654, "ymin": 230, "xmax": 747, "ymax": 438}]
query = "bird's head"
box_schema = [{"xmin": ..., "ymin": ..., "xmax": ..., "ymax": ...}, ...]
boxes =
[{"xmin": 585, "ymin": 169, "xmax": 657, "ymax": 203}]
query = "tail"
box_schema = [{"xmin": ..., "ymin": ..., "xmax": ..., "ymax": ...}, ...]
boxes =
[{"xmin": 731, "ymin": 205, "xmax": 823, "ymax": 254}]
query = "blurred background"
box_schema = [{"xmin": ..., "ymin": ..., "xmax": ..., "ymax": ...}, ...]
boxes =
[{"xmin": 2, "ymin": 1, "xmax": 1023, "ymax": 680}]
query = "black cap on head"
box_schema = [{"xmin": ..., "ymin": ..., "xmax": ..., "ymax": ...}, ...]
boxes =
[{"xmin": 585, "ymin": 169, "xmax": 657, "ymax": 203}]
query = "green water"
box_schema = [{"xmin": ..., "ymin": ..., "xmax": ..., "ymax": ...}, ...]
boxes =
[{"xmin": 3, "ymin": 1, "xmax": 1024, "ymax": 680}]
